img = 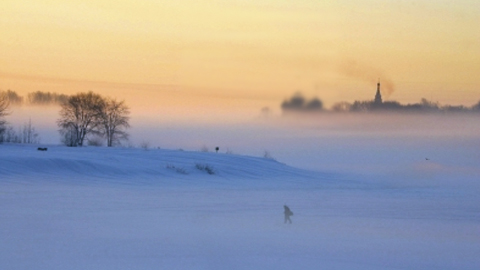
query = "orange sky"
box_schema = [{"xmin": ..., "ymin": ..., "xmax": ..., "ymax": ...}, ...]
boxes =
[{"xmin": 1, "ymin": 0, "xmax": 480, "ymax": 118}]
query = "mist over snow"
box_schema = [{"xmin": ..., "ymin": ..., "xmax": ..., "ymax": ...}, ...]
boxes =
[
  {"xmin": 6, "ymin": 105, "xmax": 480, "ymax": 182},
  {"xmin": 130, "ymin": 112, "xmax": 480, "ymax": 186}
]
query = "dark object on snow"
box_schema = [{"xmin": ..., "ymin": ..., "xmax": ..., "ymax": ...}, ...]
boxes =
[
  {"xmin": 37, "ymin": 147, "xmax": 48, "ymax": 151},
  {"xmin": 215, "ymin": 147, "xmax": 219, "ymax": 153},
  {"xmin": 284, "ymin": 205, "xmax": 293, "ymax": 224}
]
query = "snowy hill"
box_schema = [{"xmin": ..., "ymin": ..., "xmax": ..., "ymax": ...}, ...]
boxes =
[{"xmin": 0, "ymin": 144, "xmax": 341, "ymax": 187}]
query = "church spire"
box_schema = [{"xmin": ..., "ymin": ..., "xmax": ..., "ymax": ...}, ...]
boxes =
[{"xmin": 374, "ymin": 80, "xmax": 382, "ymax": 104}]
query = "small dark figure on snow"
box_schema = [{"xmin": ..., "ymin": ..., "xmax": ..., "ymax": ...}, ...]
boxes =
[{"xmin": 284, "ymin": 205, "xmax": 293, "ymax": 224}]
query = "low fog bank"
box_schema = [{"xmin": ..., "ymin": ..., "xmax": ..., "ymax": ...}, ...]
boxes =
[
  {"xmin": 6, "ymin": 105, "xmax": 480, "ymax": 188},
  {"xmin": 130, "ymin": 113, "xmax": 480, "ymax": 188}
]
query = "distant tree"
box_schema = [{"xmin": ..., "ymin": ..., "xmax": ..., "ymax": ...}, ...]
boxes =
[
  {"xmin": 21, "ymin": 122, "xmax": 38, "ymax": 143},
  {"xmin": 305, "ymin": 97, "xmax": 323, "ymax": 111},
  {"xmin": 442, "ymin": 105, "xmax": 468, "ymax": 113},
  {"xmin": 0, "ymin": 92, "xmax": 10, "ymax": 140},
  {"xmin": 350, "ymin": 101, "xmax": 373, "ymax": 112},
  {"xmin": 282, "ymin": 93, "xmax": 305, "ymax": 111},
  {"xmin": 57, "ymin": 92, "xmax": 105, "ymax": 147},
  {"xmin": 99, "ymin": 98, "xmax": 130, "ymax": 147},
  {"xmin": 282, "ymin": 93, "xmax": 323, "ymax": 112},
  {"xmin": 21, "ymin": 119, "xmax": 40, "ymax": 144},
  {"xmin": 331, "ymin": 101, "xmax": 352, "ymax": 112},
  {"xmin": 2, "ymin": 126, "xmax": 19, "ymax": 143},
  {"xmin": 420, "ymin": 98, "xmax": 440, "ymax": 111},
  {"xmin": 0, "ymin": 120, "xmax": 40, "ymax": 144},
  {"xmin": 5, "ymin": 90, "xmax": 23, "ymax": 105},
  {"xmin": 60, "ymin": 125, "xmax": 78, "ymax": 147},
  {"xmin": 0, "ymin": 92, "xmax": 10, "ymax": 115},
  {"xmin": 472, "ymin": 100, "xmax": 480, "ymax": 111},
  {"xmin": 27, "ymin": 91, "xmax": 69, "ymax": 105},
  {"xmin": 380, "ymin": 101, "xmax": 403, "ymax": 111}
]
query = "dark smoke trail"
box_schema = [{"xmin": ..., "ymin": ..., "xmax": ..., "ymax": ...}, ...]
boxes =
[{"xmin": 339, "ymin": 59, "xmax": 395, "ymax": 97}]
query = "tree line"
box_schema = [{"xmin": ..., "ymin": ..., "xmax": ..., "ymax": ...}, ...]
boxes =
[
  {"xmin": 1, "ymin": 119, "xmax": 40, "ymax": 144},
  {"xmin": 281, "ymin": 92, "xmax": 480, "ymax": 114},
  {"xmin": 0, "ymin": 91, "xmax": 130, "ymax": 147},
  {"xmin": 332, "ymin": 98, "xmax": 480, "ymax": 113},
  {"xmin": 0, "ymin": 90, "xmax": 69, "ymax": 105}
]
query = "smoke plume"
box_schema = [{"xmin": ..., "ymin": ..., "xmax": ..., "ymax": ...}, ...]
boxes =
[{"xmin": 339, "ymin": 59, "xmax": 395, "ymax": 97}]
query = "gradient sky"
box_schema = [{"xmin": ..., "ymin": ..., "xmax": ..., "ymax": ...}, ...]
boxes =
[{"xmin": 1, "ymin": 0, "xmax": 480, "ymax": 117}]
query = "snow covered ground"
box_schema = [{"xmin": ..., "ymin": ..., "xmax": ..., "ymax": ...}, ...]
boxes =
[{"xmin": 1, "ymin": 143, "xmax": 479, "ymax": 270}]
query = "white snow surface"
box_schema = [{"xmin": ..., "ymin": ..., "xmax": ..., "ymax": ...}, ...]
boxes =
[{"xmin": 1, "ymin": 144, "xmax": 479, "ymax": 270}]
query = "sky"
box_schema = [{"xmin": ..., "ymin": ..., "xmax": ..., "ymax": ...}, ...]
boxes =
[
  {"xmin": 1, "ymin": 0, "xmax": 480, "ymax": 174},
  {"xmin": 1, "ymin": 0, "xmax": 480, "ymax": 116}
]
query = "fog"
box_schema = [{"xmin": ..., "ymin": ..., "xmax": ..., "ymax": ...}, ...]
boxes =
[
  {"xmin": 3, "ymin": 105, "xmax": 480, "ymax": 270},
  {"xmin": 7, "ymin": 104, "xmax": 479, "ymax": 189},
  {"xmin": 133, "ymin": 113, "xmax": 480, "ymax": 189}
]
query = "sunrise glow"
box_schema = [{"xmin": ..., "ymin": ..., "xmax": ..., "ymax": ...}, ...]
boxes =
[{"xmin": 1, "ymin": 0, "xmax": 479, "ymax": 116}]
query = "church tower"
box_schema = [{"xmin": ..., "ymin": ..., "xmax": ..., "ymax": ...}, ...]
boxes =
[{"xmin": 374, "ymin": 81, "xmax": 382, "ymax": 105}]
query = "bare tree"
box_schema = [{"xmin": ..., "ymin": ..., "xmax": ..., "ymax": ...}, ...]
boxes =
[
  {"xmin": 3, "ymin": 126, "xmax": 19, "ymax": 143},
  {"xmin": 60, "ymin": 125, "xmax": 78, "ymax": 147},
  {"xmin": 0, "ymin": 92, "xmax": 10, "ymax": 140},
  {"xmin": 1, "ymin": 120, "xmax": 40, "ymax": 144},
  {"xmin": 21, "ymin": 119, "xmax": 40, "ymax": 144},
  {"xmin": 99, "ymin": 98, "xmax": 130, "ymax": 147},
  {"xmin": 5, "ymin": 90, "xmax": 23, "ymax": 105},
  {"xmin": 0, "ymin": 92, "xmax": 9, "ymax": 116},
  {"xmin": 57, "ymin": 92, "xmax": 105, "ymax": 147}
]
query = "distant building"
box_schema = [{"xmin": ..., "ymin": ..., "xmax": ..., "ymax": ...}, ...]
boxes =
[{"xmin": 374, "ymin": 81, "xmax": 382, "ymax": 105}]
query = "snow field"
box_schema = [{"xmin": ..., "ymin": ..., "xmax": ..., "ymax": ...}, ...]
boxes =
[{"xmin": 1, "ymin": 144, "xmax": 479, "ymax": 269}]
